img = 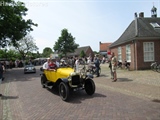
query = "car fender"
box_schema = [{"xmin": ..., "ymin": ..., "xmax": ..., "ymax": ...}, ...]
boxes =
[
  {"xmin": 55, "ymin": 78, "xmax": 69, "ymax": 86},
  {"xmin": 61, "ymin": 78, "xmax": 69, "ymax": 83},
  {"xmin": 86, "ymin": 74, "xmax": 94, "ymax": 79}
]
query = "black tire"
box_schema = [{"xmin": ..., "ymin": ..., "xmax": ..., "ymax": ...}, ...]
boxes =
[
  {"xmin": 59, "ymin": 82, "xmax": 70, "ymax": 101},
  {"xmin": 151, "ymin": 63, "xmax": 157, "ymax": 71},
  {"xmin": 151, "ymin": 65, "xmax": 154, "ymax": 71},
  {"xmin": 84, "ymin": 79, "xmax": 95, "ymax": 95},
  {"xmin": 41, "ymin": 75, "xmax": 47, "ymax": 88},
  {"xmin": 156, "ymin": 64, "xmax": 160, "ymax": 73}
]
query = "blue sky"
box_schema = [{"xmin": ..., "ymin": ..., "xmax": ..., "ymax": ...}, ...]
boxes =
[{"xmin": 20, "ymin": 0, "xmax": 160, "ymax": 53}]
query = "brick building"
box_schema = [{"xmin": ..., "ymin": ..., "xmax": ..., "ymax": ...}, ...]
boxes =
[
  {"xmin": 109, "ymin": 6, "xmax": 160, "ymax": 70},
  {"xmin": 67, "ymin": 46, "xmax": 94, "ymax": 58},
  {"xmin": 99, "ymin": 42, "xmax": 112, "ymax": 57}
]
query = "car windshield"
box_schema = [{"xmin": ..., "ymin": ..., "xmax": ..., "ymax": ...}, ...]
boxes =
[{"xmin": 25, "ymin": 65, "xmax": 34, "ymax": 67}]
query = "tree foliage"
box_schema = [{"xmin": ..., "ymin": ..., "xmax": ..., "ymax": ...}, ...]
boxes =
[
  {"xmin": 0, "ymin": 49, "xmax": 21, "ymax": 61},
  {"xmin": 80, "ymin": 50, "xmax": 86, "ymax": 58},
  {"xmin": 53, "ymin": 28, "xmax": 79, "ymax": 56},
  {"xmin": 42, "ymin": 47, "xmax": 53, "ymax": 58},
  {"xmin": 0, "ymin": 0, "xmax": 37, "ymax": 48},
  {"xmin": 12, "ymin": 34, "xmax": 39, "ymax": 59}
]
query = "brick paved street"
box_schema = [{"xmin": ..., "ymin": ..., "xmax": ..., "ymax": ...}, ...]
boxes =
[{"xmin": 0, "ymin": 64, "xmax": 160, "ymax": 120}]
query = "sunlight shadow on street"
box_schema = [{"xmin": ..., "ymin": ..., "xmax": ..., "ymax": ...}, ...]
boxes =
[
  {"xmin": 117, "ymin": 78, "xmax": 133, "ymax": 82},
  {"xmin": 152, "ymin": 99, "xmax": 160, "ymax": 103},
  {"xmin": 1, "ymin": 95, "xmax": 19, "ymax": 100}
]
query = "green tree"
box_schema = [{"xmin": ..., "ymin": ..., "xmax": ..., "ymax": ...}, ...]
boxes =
[
  {"xmin": 12, "ymin": 34, "xmax": 39, "ymax": 60},
  {"xmin": 0, "ymin": 49, "xmax": 21, "ymax": 61},
  {"xmin": 53, "ymin": 28, "xmax": 79, "ymax": 57},
  {"xmin": 93, "ymin": 51, "xmax": 99, "ymax": 55},
  {"xmin": 0, "ymin": 0, "xmax": 37, "ymax": 48},
  {"xmin": 80, "ymin": 50, "xmax": 86, "ymax": 58},
  {"xmin": 42, "ymin": 47, "xmax": 53, "ymax": 58},
  {"xmin": 7, "ymin": 49, "xmax": 21, "ymax": 61},
  {"xmin": 0, "ymin": 49, "xmax": 7, "ymax": 59}
]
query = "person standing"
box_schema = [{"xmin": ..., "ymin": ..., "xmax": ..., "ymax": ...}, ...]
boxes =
[
  {"xmin": 94, "ymin": 56, "xmax": 100, "ymax": 77},
  {"xmin": 109, "ymin": 59, "xmax": 114, "ymax": 79},
  {"xmin": 111, "ymin": 52, "xmax": 117, "ymax": 82},
  {"xmin": 75, "ymin": 57, "xmax": 79, "ymax": 72},
  {"xmin": 0, "ymin": 62, "xmax": 4, "ymax": 96},
  {"xmin": 87, "ymin": 56, "xmax": 92, "ymax": 70}
]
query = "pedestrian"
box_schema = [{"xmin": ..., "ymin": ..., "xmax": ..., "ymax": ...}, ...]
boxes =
[
  {"xmin": 94, "ymin": 56, "xmax": 100, "ymax": 77},
  {"xmin": 75, "ymin": 57, "xmax": 79, "ymax": 72},
  {"xmin": 87, "ymin": 56, "xmax": 92, "ymax": 70},
  {"xmin": 0, "ymin": 62, "xmax": 4, "ymax": 96},
  {"xmin": 108, "ymin": 59, "xmax": 114, "ymax": 79},
  {"xmin": 111, "ymin": 52, "xmax": 117, "ymax": 82}
]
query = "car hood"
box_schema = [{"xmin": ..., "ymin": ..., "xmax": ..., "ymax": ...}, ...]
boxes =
[{"xmin": 57, "ymin": 68, "xmax": 75, "ymax": 77}]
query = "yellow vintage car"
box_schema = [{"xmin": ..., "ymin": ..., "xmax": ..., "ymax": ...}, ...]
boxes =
[{"xmin": 40, "ymin": 66, "xmax": 95, "ymax": 101}]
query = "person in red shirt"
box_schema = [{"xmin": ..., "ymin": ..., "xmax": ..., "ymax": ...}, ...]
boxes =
[{"xmin": 49, "ymin": 59, "xmax": 57, "ymax": 70}]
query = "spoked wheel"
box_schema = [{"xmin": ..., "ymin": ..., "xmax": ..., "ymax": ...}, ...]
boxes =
[
  {"xmin": 151, "ymin": 66, "xmax": 154, "ymax": 71},
  {"xmin": 59, "ymin": 82, "xmax": 70, "ymax": 101},
  {"xmin": 156, "ymin": 64, "xmax": 160, "ymax": 73},
  {"xmin": 41, "ymin": 75, "xmax": 47, "ymax": 88},
  {"xmin": 84, "ymin": 79, "xmax": 95, "ymax": 95},
  {"xmin": 151, "ymin": 63, "xmax": 157, "ymax": 71},
  {"xmin": 89, "ymin": 68, "xmax": 94, "ymax": 75}
]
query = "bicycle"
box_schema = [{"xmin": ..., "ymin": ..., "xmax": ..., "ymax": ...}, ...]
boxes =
[
  {"xmin": 151, "ymin": 61, "xmax": 158, "ymax": 71},
  {"xmin": 156, "ymin": 63, "xmax": 160, "ymax": 73},
  {"xmin": 87, "ymin": 64, "xmax": 101, "ymax": 76}
]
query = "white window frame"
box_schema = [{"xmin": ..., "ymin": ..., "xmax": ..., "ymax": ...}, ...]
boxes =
[
  {"xmin": 150, "ymin": 22, "xmax": 160, "ymax": 28},
  {"xmin": 143, "ymin": 42, "xmax": 154, "ymax": 62},
  {"xmin": 118, "ymin": 47, "xmax": 122, "ymax": 62},
  {"xmin": 126, "ymin": 44, "xmax": 131, "ymax": 62}
]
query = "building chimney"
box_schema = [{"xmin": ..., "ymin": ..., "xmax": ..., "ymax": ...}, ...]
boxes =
[
  {"xmin": 134, "ymin": 12, "xmax": 138, "ymax": 37},
  {"xmin": 139, "ymin": 12, "xmax": 144, "ymax": 18}
]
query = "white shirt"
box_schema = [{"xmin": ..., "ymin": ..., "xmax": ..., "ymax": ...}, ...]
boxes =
[
  {"xmin": 56, "ymin": 61, "xmax": 60, "ymax": 67},
  {"xmin": 43, "ymin": 62, "xmax": 49, "ymax": 69},
  {"xmin": 75, "ymin": 60, "xmax": 79, "ymax": 72}
]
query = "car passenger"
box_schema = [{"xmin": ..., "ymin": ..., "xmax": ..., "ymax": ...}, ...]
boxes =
[
  {"xmin": 60, "ymin": 60, "xmax": 67, "ymax": 67},
  {"xmin": 42, "ymin": 58, "xmax": 50, "ymax": 70},
  {"xmin": 55, "ymin": 58, "xmax": 60, "ymax": 68},
  {"xmin": 49, "ymin": 59, "xmax": 57, "ymax": 70}
]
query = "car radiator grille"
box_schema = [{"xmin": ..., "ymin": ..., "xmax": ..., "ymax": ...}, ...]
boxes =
[{"xmin": 71, "ymin": 75, "xmax": 80, "ymax": 85}]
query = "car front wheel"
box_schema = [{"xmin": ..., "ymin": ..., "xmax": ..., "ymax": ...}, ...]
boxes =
[
  {"xmin": 59, "ymin": 82, "xmax": 69, "ymax": 101},
  {"xmin": 84, "ymin": 79, "xmax": 95, "ymax": 95}
]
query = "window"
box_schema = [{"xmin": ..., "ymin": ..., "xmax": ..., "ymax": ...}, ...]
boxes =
[
  {"xmin": 118, "ymin": 47, "xmax": 122, "ymax": 62},
  {"xmin": 143, "ymin": 42, "xmax": 154, "ymax": 62},
  {"xmin": 150, "ymin": 22, "xmax": 160, "ymax": 28},
  {"xmin": 126, "ymin": 44, "xmax": 131, "ymax": 62}
]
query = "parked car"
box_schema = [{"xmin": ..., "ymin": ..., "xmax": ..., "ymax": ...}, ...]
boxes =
[
  {"xmin": 40, "ymin": 66, "xmax": 96, "ymax": 101},
  {"xmin": 24, "ymin": 64, "xmax": 36, "ymax": 74}
]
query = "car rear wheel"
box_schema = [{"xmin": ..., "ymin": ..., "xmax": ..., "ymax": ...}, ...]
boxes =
[
  {"xmin": 41, "ymin": 75, "xmax": 47, "ymax": 88},
  {"xmin": 59, "ymin": 82, "xmax": 69, "ymax": 101},
  {"xmin": 84, "ymin": 79, "xmax": 95, "ymax": 95}
]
